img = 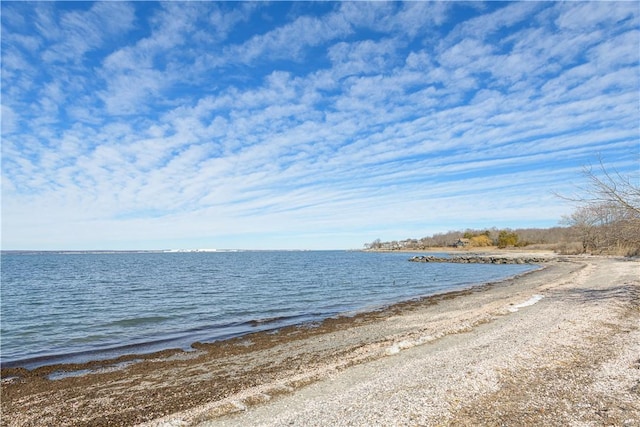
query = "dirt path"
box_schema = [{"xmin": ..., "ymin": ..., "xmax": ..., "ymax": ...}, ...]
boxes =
[{"xmin": 2, "ymin": 257, "xmax": 638, "ymax": 426}]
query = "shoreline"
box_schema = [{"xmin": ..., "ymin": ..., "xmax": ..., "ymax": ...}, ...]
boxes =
[
  {"xmin": 2, "ymin": 256, "xmax": 638, "ymax": 426},
  {"xmin": 0, "ymin": 263, "xmax": 542, "ymax": 378},
  {"xmin": 0, "ymin": 255, "xmax": 543, "ymax": 372}
]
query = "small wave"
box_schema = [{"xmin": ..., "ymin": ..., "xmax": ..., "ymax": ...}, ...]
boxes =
[
  {"xmin": 244, "ymin": 312, "xmax": 333, "ymax": 329},
  {"xmin": 106, "ymin": 316, "xmax": 170, "ymax": 328},
  {"xmin": 248, "ymin": 316, "xmax": 289, "ymax": 327},
  {"xmin": 0, "ymin": 336, "xmax": 186, "ymax": 370},
  {"xmin": 69, "ymin": 334, "xmax": 111, "ymax": 344}
]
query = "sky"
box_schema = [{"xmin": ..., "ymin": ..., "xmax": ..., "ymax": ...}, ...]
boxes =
[{"xmin": 1, "ymin": 1, "xmax": 638, "ymax": 250}]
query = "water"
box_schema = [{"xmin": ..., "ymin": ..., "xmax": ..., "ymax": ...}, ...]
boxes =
[{"xmin": 0, "ymin": 250, "xmax": 536, "ymax": 369}]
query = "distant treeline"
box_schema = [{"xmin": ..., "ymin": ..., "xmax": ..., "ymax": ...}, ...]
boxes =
[
  {"xmin": 363, "ymin": 222, "xmax": 638, "ymax": 255},
  {"xmin": 363, "ymin": 226, "xmax": 580, "ymax": 252}
]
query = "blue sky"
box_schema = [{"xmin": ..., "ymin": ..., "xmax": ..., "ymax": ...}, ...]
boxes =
[{"xmin": 1, "ymin": 1, "xmax": 638, "ymax": 250}]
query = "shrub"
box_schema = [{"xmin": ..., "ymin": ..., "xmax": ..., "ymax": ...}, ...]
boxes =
[
  {"xmin": 470, "ymin": 235, "xmax": 493, "ymax": 247},
  {"xmin": 497, "ymin": 230, "xmax": 519, "ymax": 248}
]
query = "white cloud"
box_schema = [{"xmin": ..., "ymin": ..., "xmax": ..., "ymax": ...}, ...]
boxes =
[
  {"xmin": 96, "ymin": 3, "xmax": 213, "ymax": 116},
  {"xmin": 225, "ymin": 9, "xmax": 353, "ymax": 64},
  {"xmin": 1, "ymin": 104, "xmax": 18, "ymax": 135},
  {"xmin": 554, "ymin": 1, "xmax": 638, "ymax": 31},
  {"xmin": 207, "ymin": 2, "xmax": 258, "ymax": 42},
  {"xmin": 588, "ymin": 29, "xmax": 640, "ymax": 68},
  {"xmin": 448, "ymin": 1, "xmax": 543, "ymax": 40},
  {"xmin": 328, "ymin": 38, "xmax": 402, "ymax": 79},
  {"xmin": 40, "ymin": 2, "xmax": 136, "ymax": 63}
]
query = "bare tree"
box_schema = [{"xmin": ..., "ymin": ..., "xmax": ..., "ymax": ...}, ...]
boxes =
[
  {"xmin": 560, "ymin": 158, "xmax": 640, "ymax": 255},
  {"xmin": 560, "ymin": 158, "xmax": 640, "ymax": 213}
]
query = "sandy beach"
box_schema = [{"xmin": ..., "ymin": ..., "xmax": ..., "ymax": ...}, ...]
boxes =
[{"xmin": 2, "ymin": 254, "xmax": 638, "ymax": 426}]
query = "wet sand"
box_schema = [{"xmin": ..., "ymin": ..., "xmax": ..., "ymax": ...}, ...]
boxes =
[{"xmin": 1, "ymin": 255, "xmax": 638, "ymax": 426}]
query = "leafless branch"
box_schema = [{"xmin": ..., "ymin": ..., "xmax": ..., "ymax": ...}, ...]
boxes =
[{"xmin": 556, "ymin": 157, "xmax": 640, "ymax": 216}]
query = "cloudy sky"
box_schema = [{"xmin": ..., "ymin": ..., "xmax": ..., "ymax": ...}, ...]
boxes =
[{"xmin": 2, "ymin": 2, "xmax": 638, "ymax": 250}]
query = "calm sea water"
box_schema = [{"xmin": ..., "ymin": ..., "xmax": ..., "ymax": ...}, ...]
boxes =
[{"xmin": 0, "ymin": 251, "xmax": 536, "ymax": 369}]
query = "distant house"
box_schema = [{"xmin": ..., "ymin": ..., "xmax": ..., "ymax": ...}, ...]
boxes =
[{"xmin": 454, "ymin": 238, "xmax": 471, "ymax": 248}]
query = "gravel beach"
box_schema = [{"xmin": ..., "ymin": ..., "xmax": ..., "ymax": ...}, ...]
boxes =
[{"xmin": 2, "ymin": 255, "xmax": 638, "ymax": 426}]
